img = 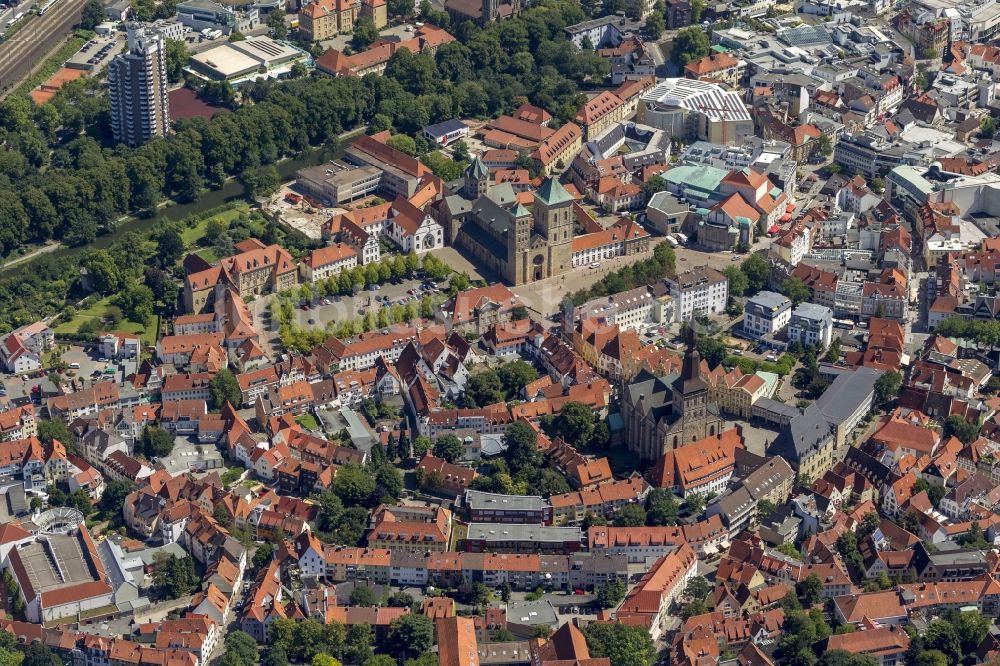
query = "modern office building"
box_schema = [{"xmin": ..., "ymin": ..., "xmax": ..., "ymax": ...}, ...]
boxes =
[
  {"xmin": 637, "ymin": 78, "xmax": 754, "ymax": 144},
  {"xmin": 108, "ymin": 24, "xmax": 169, "ymax": 148},
  {"xmin": 176, "ymin": 0, "xmax": 260, "ymax": 33}
]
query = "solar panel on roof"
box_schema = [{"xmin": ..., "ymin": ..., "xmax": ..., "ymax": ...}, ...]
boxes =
[{"xmin": 778, "ymin": 25, "xmax": 831, "ymax": 46}]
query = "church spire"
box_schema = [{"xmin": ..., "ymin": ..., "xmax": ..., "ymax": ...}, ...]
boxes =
[
  {"xmin": 673, "ymin": 320, "xmax": 708, "ymax": 396},
  {"xmin": 681, "ymin": 320, "xmax": 701, "ymax": 383}
]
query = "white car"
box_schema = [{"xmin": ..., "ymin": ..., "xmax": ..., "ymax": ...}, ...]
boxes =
[{"xmin": 590, "ymin": 262, "xmax": 600, "ymax": 269}]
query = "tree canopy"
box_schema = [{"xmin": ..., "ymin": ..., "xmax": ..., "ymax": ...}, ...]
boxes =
[
  {"xmin": 741, "ymin": 253, "xmax": 770, "ymax": 295},
  {"xmin": 209, "ymin": 367, "xmax": 242, "ymax": 409},
  {"xmin": 80, "ymin": 0, "xmax": 105, "ymax": 28},
  {"xmin": 386, "ymin": 614, "xmax": 434, "ymax": 661},
  {"xmin": 583, "ymin": 623, "xmax": 656, "ymax": 666},
  {"xmin": 645, "ymin": 488, "xmax": 679, "ymax": 526},
  {"xmin": 671, "ymin": 27, "xmax": 711, "ymax": 65},
  {"xmin": 503, "ymin": 420, "xmax": 541, "ymax": 476},
  {"xmin": 141, "ymin": 425, "xmax": 174, "ymax": 459},
  {"xmin": 944, "ymin": 414, "xmax": 980, "ymax": 444},
  {"xmin": 151, "ymin": 553, "xmax": 198, "ymax": 600},
  {"xmin": 781, "ymin": 277, "xmax": 810, "ymax": 306},
  {"xmin": 332, "ymin": 464, "xmax": 378, "ymax": 507},
  {"xmin": 873, "ymin": 370, "xmax": 902, "ymax": 409},
  {"xmin": 432, "ymin": 434, "xmax": 464, "ymax": 463}
]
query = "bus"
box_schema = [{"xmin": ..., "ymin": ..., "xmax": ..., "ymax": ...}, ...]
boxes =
[{"xmin": 833, "ymin": 318, "xmax": 853, "ymax": 330}]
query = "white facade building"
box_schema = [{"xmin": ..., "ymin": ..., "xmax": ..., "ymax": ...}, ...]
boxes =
[
  {"xmin": 743, "ymin": 291, "xmax": 792, "ymax": 339},
  {"xmin": 574, "ymin": 286, "xmax": 654, "ymax": 331},
  {"xmin": 788, "ymin": 302, "xmax": 834, "ymax": 348},
  {"xmin": 663, "ymin": 267, "xmax": 729, "ymax": 322},
  {"xmin": 299, "ymin": 243, "xmax": 359, "ymax": 282},
  {"xmin": 387, "ymin": 204, "xmax": 445, "ymax": 254}
]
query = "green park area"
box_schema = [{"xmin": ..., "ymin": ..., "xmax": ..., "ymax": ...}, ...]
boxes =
[{"xmin": 55, "ymin": 296, "xmax": 158, "ymax": 347}]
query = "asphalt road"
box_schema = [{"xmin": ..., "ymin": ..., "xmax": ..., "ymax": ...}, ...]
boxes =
[{"xmin": 0, "ymin": 0, "xmax": 87, "ymax": 94}]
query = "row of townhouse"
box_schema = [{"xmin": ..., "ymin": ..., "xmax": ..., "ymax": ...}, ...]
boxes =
[
  {"xmin": 0, "ymin": 404, "xmax": 37, "ymax": 441},
  {"xmin": 616, "ymin": 543, "xmax": 698, "ymax": 641},
  {"xmin": 461, "ymin": 476, "xmax": 648, "ymax": 527},
  {"xmin": 549, "ymin": 476, "xmax": 651, "ymax": 526},
  {"xmin": 236, "ymin": 356, "xmax": 316, "ymax": 407},
  {"xmin": 47, "ymin": 381, "xmax": 124, "ymax": 421},
  {"xmin": 0, "ymin": 620, "xmax": 200, "ymax": 666},
  {"xmin": 293, "ymin": 532, "xmax": 631, "ymax": 593},
  {"xmin": 587, "ymin": 521, "xmax": 729, "ymax": 562},
  {"xmin": 832, "ymin": 577, "xmax": 1000, "ymax": 626},
  {"xmin": 0, "ymin": 435, "xmax": 71, "ymax": 491}
]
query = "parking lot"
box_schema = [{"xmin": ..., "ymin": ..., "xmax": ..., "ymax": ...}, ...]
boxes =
[
  {"xmin": 250, "ymin": 272, "xmax": 447, "ymax": 354},
  {"xmin": 64, "ymin": 33, "xmax": 125, "ymax": 73},
  {"xmin": 0, "ymin": 343, "xmax": 136, "ymax": 405},
  {"xmin": 249, "ymin": 247, "xmax": 491, "ymax": 347}
]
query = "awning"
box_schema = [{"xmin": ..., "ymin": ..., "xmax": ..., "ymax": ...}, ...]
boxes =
[
  {"xmin": 768, "ymin": 225, "xmax": 780, "ymax": 234},
  {"xmin": 780, "ymin": 213, "xmax": 792, "ymax": 222},
  {"xmin": 785, "ymin": 203, "xmax": 795, "ymax": 213}
]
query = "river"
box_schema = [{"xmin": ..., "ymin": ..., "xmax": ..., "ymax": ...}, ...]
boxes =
[{"xmin": 0, "ymin": 141, "xmax": 344, "ymax": 279}]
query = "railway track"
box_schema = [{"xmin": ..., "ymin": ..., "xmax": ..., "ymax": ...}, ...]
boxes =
[{"xmin": 0, "ymin": 0, "xmax": 88, "ymax": 93}]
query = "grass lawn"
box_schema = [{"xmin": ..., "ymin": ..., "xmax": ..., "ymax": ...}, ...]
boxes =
[
  {"xmin": 295, "ymin": 413, "xmax": 320, "ymax": 430},
  {"xmin": 180, "ymin": 204, "xmax": 248, "ymax": 247},
  {"xmin": 55, "ymin": 296, "xmax": 157, "ymax": 347},
  {"xmin": 196, "ymin": 248, "xmax": 220, "ymax": 264}
]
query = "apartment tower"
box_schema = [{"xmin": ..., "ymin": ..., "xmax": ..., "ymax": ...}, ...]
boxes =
[{"xmin": 108, "ymin": 24, "xmax": 169, "ymax": 148}]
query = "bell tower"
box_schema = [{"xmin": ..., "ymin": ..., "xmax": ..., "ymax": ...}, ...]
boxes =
[
  {"xmin": 507, "ymin": 202, "xmax": 531, "ymax": 284},
  {"xmin": 481, "ymin": 0, "xmax": 498, "ymax": 21},
  {"xmin": 532, "ymin": 177, "xmax": 574, "ymax": 278},
  {"xmin": 463, "ymin": 156, "xmax": 489, "ymax": 200},
  {"xmin": 672, "ymin": 322, "xmax": 709, "ymax": 420}
]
